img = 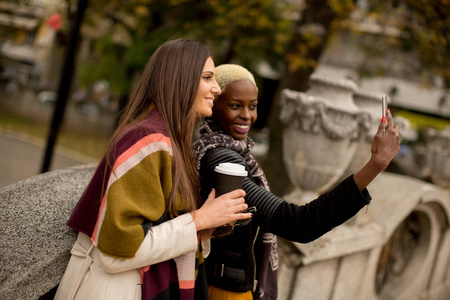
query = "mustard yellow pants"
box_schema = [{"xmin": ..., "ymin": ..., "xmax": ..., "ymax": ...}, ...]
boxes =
[{"xmin": 208, "ymin": 285, "xmax": 253, "ymax": 300}]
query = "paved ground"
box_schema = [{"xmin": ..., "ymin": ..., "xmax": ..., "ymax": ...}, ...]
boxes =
[
  {"xmin": 0, "ymin": 132, "xmax": 95, "ymax": 188},
  {"xmin": 0, "ymin": 87, "xmax": 113, "ymax": 189}
]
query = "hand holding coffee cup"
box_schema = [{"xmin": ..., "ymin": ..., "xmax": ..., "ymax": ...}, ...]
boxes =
[
  {"xmin": 212, "ymin": 163, "xmax": 256, "ymax": 238},
  {"xmin": 214, "ymin": 162, "xmax": 248, "ymax": 197}
]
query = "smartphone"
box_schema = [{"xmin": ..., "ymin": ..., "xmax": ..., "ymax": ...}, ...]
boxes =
[{"xmin": 382, "ymin": 94, "xmax": 388, "ymax": 118}]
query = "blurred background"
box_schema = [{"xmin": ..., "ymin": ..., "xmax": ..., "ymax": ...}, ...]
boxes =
[
  {"xmin": 1, "ymin": 2, "xmax": 450, "ymax": 299},
  {"xmin": 0, "ymin": 0, "xmax": 449, "ymax": 191}
]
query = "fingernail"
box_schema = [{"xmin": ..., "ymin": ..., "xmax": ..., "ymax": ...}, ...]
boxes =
[
  {"xmin": 388, "ymin": 109, "xmax": 391, "ymax": 113},
  {"xmin": 381, "ymin": 116, "xmax": 386, "ymax": 123}
]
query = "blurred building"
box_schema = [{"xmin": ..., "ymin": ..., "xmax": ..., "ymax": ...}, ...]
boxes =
[
  {"xmin": 0, "ymin": 0, "xmax": 64, "ymax": 92},
  {"xmin": 316, "ymin": 3, "xmax": 450, "ymax": 119}
]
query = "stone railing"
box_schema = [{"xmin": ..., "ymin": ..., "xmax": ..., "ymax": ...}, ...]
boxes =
[{"xmin": 0, "ymin": 165, "xmax": 95, "ymax": 299}]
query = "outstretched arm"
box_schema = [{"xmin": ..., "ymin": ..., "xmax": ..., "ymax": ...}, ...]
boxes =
[{"xmin": 199, "ymin": 148, "xmax": 370, "ymax": 243}]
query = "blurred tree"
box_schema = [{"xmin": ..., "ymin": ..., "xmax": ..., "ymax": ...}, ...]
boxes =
[
  {"xmin": 202, "ymin": 0, "xmax": 291, "ymax": 68},
  {"xmin": 263, "ymin": 0, "xmax": 355, "ymax": 195},
  {"xmin": 75, "ymin": 0, "xmax": 292, "ymax": 121},
  {"xmin": 366, "ymin": 0, "xmax": 450, "ymax": 88}
]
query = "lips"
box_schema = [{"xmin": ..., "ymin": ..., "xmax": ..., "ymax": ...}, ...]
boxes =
[
  {"xmin": 232, "ymin": 123, "xmax": 250, "ymax": 134},
  {"xmin": 205, "ymin": 98, "xmax": 214, "ymax": 107}
]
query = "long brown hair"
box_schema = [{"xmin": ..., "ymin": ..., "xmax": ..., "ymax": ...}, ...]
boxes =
[{"xmin": 107, "ymin": 39, "xmax": 210, "ymax": 217}]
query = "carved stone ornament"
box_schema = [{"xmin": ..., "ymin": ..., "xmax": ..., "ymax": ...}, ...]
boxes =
[{"xmin": 280, "ymin": 89, "xmax": 371, "ymax": 141}]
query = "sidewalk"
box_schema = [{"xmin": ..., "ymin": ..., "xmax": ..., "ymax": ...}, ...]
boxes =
[{"xmin": 0, "ymin": 131, "xmax": 96, "ymax": 188}]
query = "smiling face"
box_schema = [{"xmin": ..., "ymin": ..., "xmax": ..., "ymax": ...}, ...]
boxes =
[
  {"xmin": 195, "ymin": 57, "xmax": 221, "ymax": 118},
  {"xmin": 212, "ymin": 79, "xmax": 258, "ymax": 140}
]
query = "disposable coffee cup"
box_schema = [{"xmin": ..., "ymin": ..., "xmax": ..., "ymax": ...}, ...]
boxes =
[{"xmin": 214, "ymin": 163, "xmax": 248, "ymax": 197}]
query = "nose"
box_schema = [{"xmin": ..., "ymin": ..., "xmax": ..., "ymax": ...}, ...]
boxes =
[
  {"xmin": 240, "ymin": 107, "xmax": 251, "ymax": 120},
  {"xmin": 212, "ymin": 80, "xmax": 221, "ymax": 95}
]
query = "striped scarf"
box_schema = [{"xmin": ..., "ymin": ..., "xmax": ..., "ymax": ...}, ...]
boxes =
[{"xmin": 68, "ymin": 107, "xmax": 202, "ymax": 300}]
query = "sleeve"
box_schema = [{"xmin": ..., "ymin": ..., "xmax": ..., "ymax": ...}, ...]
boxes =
[
  {"xmin": 268, "ymin": 175, "xmax": 371, "ymax": 242},
  {"xmin": 99, "ymin": 213, "xmax": 198, "ymax": 273},
  {"xmin": 200, "ymin": 147, "xmax": 371, "ymax": 244},
  {"xmin": 95, "ymin": 133, "xmax": 181, "ymax": 259}
]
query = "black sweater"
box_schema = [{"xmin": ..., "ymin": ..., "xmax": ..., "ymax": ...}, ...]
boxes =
[{"xmin": 199, "ymin": 147, "xmax": 372, "ymax": 297}]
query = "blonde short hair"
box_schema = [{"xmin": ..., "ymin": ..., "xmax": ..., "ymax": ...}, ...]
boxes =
[{"xmin": 215, "ymin": 64, "xmax": 258, "ymax": 93}]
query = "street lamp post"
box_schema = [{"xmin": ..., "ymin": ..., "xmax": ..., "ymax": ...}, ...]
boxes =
[{"xmin": 40, "ymin": 0, "xmax": 89, "ymax": 173}]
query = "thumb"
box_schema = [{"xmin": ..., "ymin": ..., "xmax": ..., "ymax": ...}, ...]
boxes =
[{"xmin": 206, "ymin": 188, "xmax": 216, "ymax": 202}]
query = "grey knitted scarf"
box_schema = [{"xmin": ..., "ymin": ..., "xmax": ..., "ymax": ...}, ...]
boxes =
[{"xmin": 193, "ymin": 117, "xmax": 270, "ymax": 191}]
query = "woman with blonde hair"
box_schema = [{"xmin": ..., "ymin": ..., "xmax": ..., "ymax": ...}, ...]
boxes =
[{"xmin": 194, "ymin": 64, "xmax": 400, "ymax": 299}]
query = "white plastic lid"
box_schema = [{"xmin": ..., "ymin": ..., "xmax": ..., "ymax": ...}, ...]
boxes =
[{"xmin": 214, "ymin": 162, "xmax": 248, "ymax": 176}]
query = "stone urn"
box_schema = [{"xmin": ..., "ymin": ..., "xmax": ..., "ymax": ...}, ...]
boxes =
[{"xmin": 280, "ymin": 73, "xmax": 370, "ymax": 204}]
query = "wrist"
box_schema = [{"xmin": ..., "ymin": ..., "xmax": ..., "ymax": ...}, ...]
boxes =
[
  {"xmin": 354, "ymin": 157, "xmax": 385, "ymax": 191},
  {"xmin": 191, "ymin": 211, "xmax": 206, "ymax": 232},
  {"xmin": 368, "ymin": 155, "xmax": 388, "ymax": 173}
]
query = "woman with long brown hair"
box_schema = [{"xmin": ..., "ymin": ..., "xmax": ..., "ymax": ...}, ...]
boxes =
[{"xmin": 55, "ymin": 39, "xmax": 252, "ymax": 300}]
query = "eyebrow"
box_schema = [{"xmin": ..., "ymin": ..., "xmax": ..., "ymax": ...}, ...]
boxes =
[
  {"xmin": 230, "ymin": 98, "xmax": 258, "ymax": 102},
  {"xmin": 203, "ymin": 71, "xmax": 215, "ymax": 75}
]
